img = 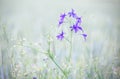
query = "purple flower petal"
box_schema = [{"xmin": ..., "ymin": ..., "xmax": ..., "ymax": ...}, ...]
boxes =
[
  {"xmin": 76, "ymin": 17, "xmax": 82, "ymax": 24},
  {"xmin": 58, "ymin": 20, "xmax": 64, "ymax": 26},
  {"xmin": 68, "ymin": 9, "xmax": 76, "ymax": 18},
  {"xmin": 81, "ymin": 34, "xmax": 87, "ymax": 41},
  {"xmin": 56, "ymin": 31, "xmax": 65, "ymax": 40},
  {"xmin": 60, "ymin": 13, "xmax": 66, "ymax": 19},
  {"xmin": 78, "ymin": 26, "xmax": 84, "ymax": 32},
  {"xmin": 70, "ymin": 24, "xmax": 83, "ymax": 33},
  {"xmin": 58, "ymin": 13, "xmax": 66, "ymax": 26}
]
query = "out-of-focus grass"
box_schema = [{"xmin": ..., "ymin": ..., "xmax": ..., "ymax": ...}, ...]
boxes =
[
  {"xmin": 0, "ymin": 24, "xmax": 118, "ymax": 79},
  {"xmin": 1, "ymin": 14, "xmax": 120, "ymax": 79},
  {"xmin": 0, "ymin": 18, "xmax": 120, "ymax": 79}
]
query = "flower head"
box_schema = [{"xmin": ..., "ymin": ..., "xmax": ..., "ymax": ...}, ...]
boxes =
[
  {"xmin": 58, "ymin": 20, "xmax": 63, "ymax": 26},
  {"xmin": 76, "ymin": 17, "xmax": 82, "ymax": 25},
  {"xmin": 68, "ymin": 9, "xmax": 76, "ymax": 18},
  {"xmin": 60, "ymin": 13, "xmax": 66, "ymax": 19},
  {"xmin": 56, "ymin": 31, "xmax": 65, "ymax": 40},
  {"xmin": 57, "ymin": 9, "xmax": 87, "ymax": 41},
  {"xmin": 70, "ymin": 24, "xmax": 83, "ymax": 33},
  {"xmin": 81, "ymin": 34, "xmax": 87, "ymax": 41},
  {"xmin": 58, "ymin": 13, "xmax": 66, "ymax": 26}
]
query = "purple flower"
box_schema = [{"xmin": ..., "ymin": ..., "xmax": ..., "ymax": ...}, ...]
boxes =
[
  {"xmin": 57, "ymin": 9, "xmax": 87, "ymax": 41},
  {"xmin": 81, "ymin": 34, "xmax": 87, "ymax": 41},
  {"xmin": 33, "ymin": 77, "xmax": 37, "ymax": 79},
  {"xmin": 76, "ymin": 17, "xmax": 82, "ymax": 25},
  {"xmin": 70, "ymin": 24, "xmax": 83, "ymax": 33},
  {"xmin": 60, "ymin": 13, "xmax": 66, "ymax": 19},
  {"xmin": 58, "ymin": 13, "xmax": 66, "ymax": 26},
  {"xmin": 56, "ymin": 31, "xmax": 65, "ymax": 40},
  {"xmin": 68, "ymin": 9, "xmax": 76, "ymax": 18},
  {"xmin": 58, "ymin": 20, "xmax": 63, "ymax": 26}
]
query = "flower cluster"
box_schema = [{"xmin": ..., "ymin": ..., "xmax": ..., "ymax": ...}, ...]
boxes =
[{"xmin": 56, "ymin": 9, "xmax": 87, "ymax": 41}]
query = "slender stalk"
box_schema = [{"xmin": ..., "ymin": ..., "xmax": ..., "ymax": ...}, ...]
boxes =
[
  {"xmin": 64, "ymin": 17, "xmax": 73, "ymax": 62},
  {"xmin": 69, "ymin": 32, "xmax": 73, "ymax": 62},
  {"xmin": 48, "ymin": 52, "xmax": 68, "ymax": 78},
  {"xmin": 50, "ymin": 58, "xmax": 67, "ymax": 78},
  {"xmin": 47, "ymin": 36, "xmax": 67, "ymax": 78}
]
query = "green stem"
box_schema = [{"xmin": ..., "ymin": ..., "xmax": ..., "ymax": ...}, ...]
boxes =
[
  {"xmin": 50, "ymin": 57, "xmax": 67, "ymax": 78},
  {"xmin": 69, "ymin": 32, "xmax": 73, "ymax": 61},
  {"xmin": 47, "ymin": 36, "xmax": 67, "ymax": 78}
]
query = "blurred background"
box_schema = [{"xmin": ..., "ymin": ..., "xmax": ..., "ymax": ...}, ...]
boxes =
[{"xmin": 0, "ymin": 0, "xmax": 120, "ymax": 79}]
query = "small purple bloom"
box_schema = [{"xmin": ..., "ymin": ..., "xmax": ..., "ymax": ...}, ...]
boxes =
[
  {"xmin": 81, "ymin": 34, "xmax": 87, "ymax": 41},
  {"xmin": 56, "ymin": 31, "xmax": 65, "ymax": 40},
  {"xmin": 58, "ymin": 20, "xmax": 63, "ymax": 26},
  {"xmin": 33, "ymin": 77, "xmax": 37, "ymax": 79},
  {"xmin": 70, "ymin": 24, "xmax": 83, "ymax": 33},
  {"xmin": 58, "ymin": 13, "xmax": 66, "ymax": 26},
  {"xmin": 76, "ymin": 17, "xmax": 82, "ymax": 25},
  {"xmin": 60, "ymin": 13, "xmax": 66, "ymax": 19},
  {"xmin": 68, "ymin": 9, "xmax": 76, "ymax": 18}
]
